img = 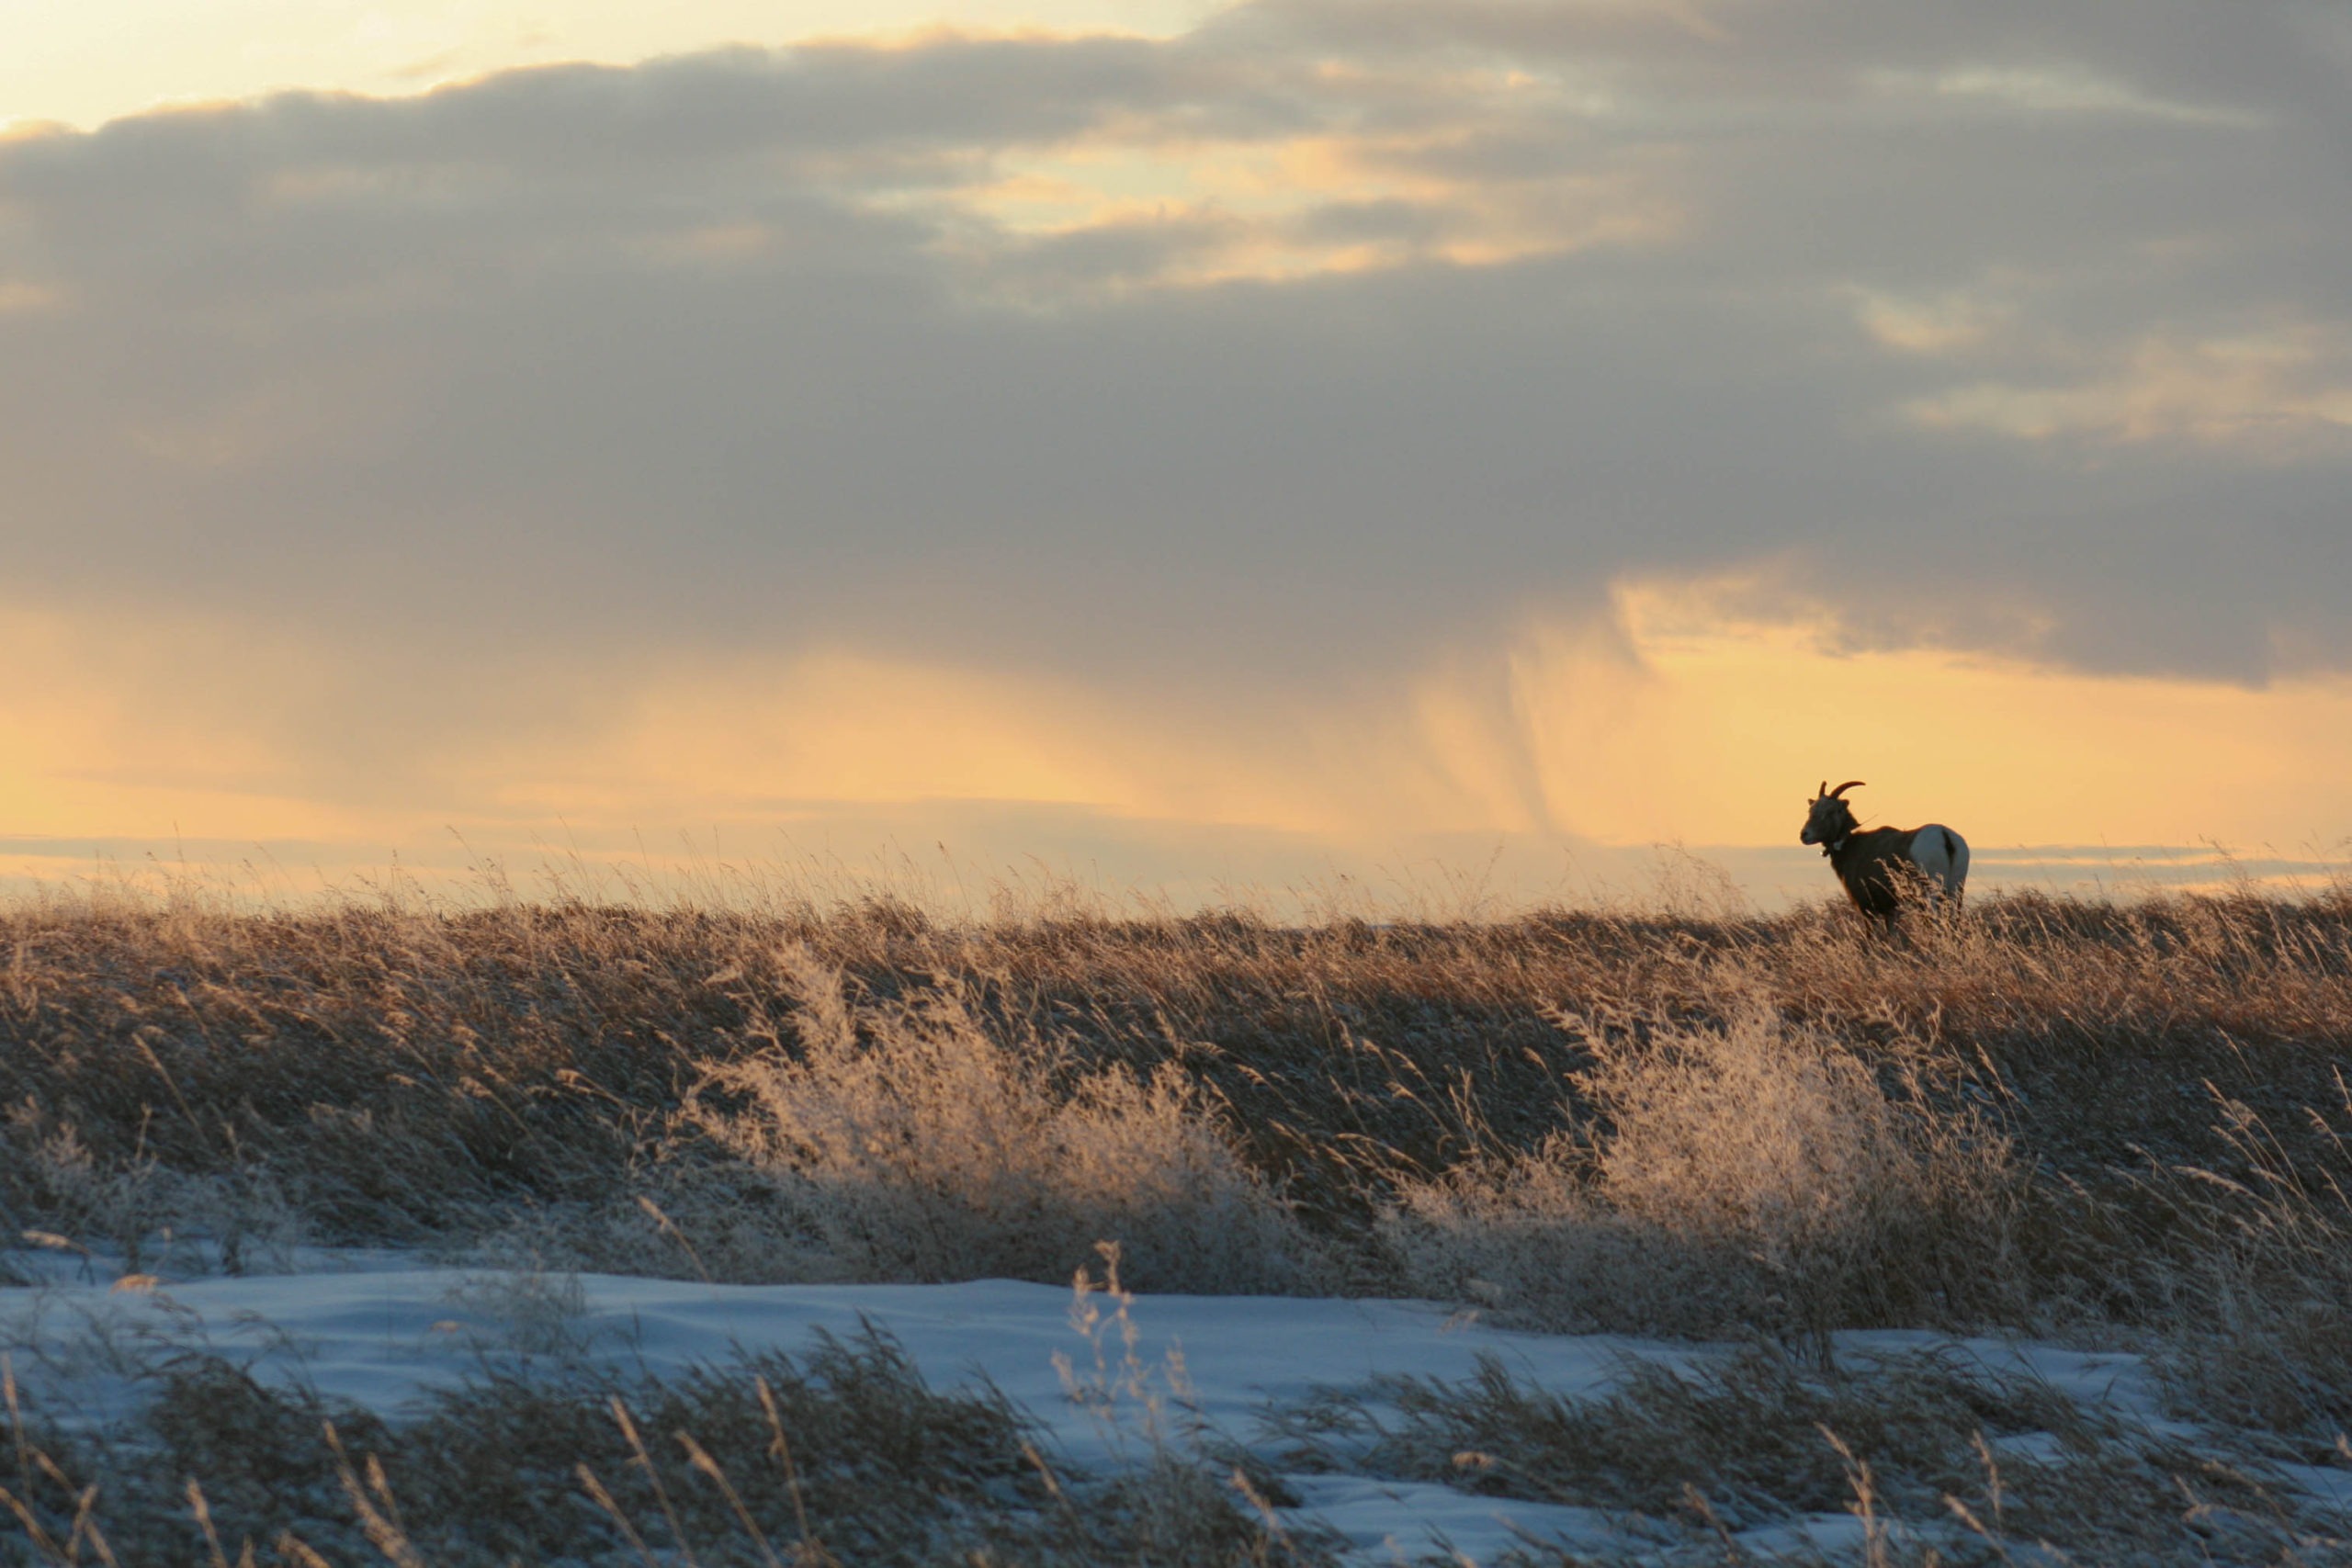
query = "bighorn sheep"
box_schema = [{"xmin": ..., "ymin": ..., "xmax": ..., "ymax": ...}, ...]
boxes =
[{"xmin": 1800, "ymin": 780, "xmax": 1969, "ymax": 924}]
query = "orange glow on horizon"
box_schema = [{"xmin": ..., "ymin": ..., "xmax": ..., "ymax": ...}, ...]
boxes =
[
  {"xmin": 1560, "ymin": 578, "xmax": 2352, "ymax": 850},
  {"xmin": 5, "ymin": 585, "xmax": 2349, "ymax": 897}
]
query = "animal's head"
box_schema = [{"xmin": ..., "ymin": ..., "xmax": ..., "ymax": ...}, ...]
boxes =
[{"xmin": 1800, "ymin": 780, "xmax": 1863, "ymax": 848}]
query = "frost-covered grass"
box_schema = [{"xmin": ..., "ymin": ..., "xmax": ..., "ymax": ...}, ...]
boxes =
[
  {"xmin": 1377, "ymin": 1004, "xmax": 2025, "ymax": 1344},
  {"xmin": 2, "ymin": 882, "xmax": 2349, "ymax": 1561},
  {"xmin": 683, "ymin": 945, "xmax": 1302, "ymax": 1294}
]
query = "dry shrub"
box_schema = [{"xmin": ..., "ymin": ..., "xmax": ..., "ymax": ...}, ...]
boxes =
[
  {"xmin": 1383, "ymin": 1009, "xmax": 2021, "ymax": 1337},
  {"xmin": 687, "ymin": 945, "xmax": 1306, "ymax": 1293}
]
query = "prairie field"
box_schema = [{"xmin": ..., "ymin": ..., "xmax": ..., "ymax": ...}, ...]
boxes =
[{"xmin": 2, "ymin": 880, "xmax": 2348, "ymax": 1564}]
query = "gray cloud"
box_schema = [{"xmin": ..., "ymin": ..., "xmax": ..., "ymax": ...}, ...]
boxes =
[{"xmin": 1, "ymin": 0, "xmax": 2346, "ymax": 710}]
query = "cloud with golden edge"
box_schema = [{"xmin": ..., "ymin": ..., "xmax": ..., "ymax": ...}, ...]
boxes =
[
  {"xmin": 1905, "ymin": 328, "xmax": 2352, "ymax": 453},
  {"xmin": 933, "ymin": 110, "xmax": 1687, "ymax": 294}
]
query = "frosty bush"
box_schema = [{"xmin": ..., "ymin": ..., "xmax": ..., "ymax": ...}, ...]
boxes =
[
  {"xmin": 690, "ymin": 945, "xmax": 1305, "ymax": 1292},
  {"xmin": 1384, "ymin": 1007, "xmax": 2021, "ymax": 1337}
]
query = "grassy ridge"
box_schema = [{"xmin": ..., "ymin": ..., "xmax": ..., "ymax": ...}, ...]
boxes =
[
  {"xmin": 4, "ymin": 887, "xmax": 2346, "ymax": 1263},
  {"xmin": 0, "ymin": 888, "xmax": 2342, "ymax": 1382},
  {"xmin": 1, "ymin": 886, "xmax": 2349, "ymax": 1562}
]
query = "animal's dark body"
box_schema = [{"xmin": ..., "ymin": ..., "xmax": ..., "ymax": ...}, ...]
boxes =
[{"xmin": 1800, "ymin": 781, "xmax": 1969, "ymax": 926}]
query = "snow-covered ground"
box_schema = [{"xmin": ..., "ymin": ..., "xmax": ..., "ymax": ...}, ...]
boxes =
[{"xmin": 2, "ymin": 1252, "xmax": 2344, "ymax": 1563}]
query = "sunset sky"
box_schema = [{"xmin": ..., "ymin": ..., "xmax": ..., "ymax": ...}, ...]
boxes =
[{"xmin": 3, "ymin": 0, "xmax": 2347, "ymax": 908}]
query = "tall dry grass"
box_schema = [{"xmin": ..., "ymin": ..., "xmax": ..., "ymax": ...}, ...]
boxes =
[
  {"xmin": 1, "ymin": 881, "xmax": 2348, "ymax": 1414},
  {"xmin": 2153, "ymin": 1082, "xmax": 2352, "ymax": 1455},
  {"xmin": 4, "ymin": 879, "xmax": 2352, "ymax": 1562}
]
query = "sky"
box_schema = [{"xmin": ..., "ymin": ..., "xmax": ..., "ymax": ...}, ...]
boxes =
[{"xmin": 2, "ymin": 0, "xmax": 2348, "ymax": 908}]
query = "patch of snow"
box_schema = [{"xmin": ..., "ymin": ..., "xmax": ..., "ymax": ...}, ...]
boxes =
[
  {"xmin": 1838, "ymin": 1327, "xmax": 2184, "ymax": 1433},
  {"xmin": 1, "ymin": 1258, "xmax": 2341, "ymax": 1563},
  {"xmin": 1280, "ymin": 1472, "xmax": 1640, "ymax": 1562},
  {"xmin": 0, "ymin": 1265, "xmax": 1701, "ymax": 1562}
]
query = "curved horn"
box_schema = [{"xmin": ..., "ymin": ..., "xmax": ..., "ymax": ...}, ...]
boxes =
[
  {"xmin": 1828, "ymin": 780, "xmax": 1865, "ymax": 798},
  {"xmin": 1816, "ymin": 779, "xmax": 1827, "ymax": 798}
]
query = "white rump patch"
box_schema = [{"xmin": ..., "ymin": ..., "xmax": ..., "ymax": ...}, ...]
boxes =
[{"xmin": 1908, "ymin": 824, "xmax": 1972, "ymax": 901}]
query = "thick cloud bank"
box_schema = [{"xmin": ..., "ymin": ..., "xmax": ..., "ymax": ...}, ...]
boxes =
[
  {"xmin": 2, "ymin": 0, "xmax": 2348, "ymax": 874},
  {"xmin": 5, "ymin": 2, "xmax": 2347, "ymax": 681}
]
